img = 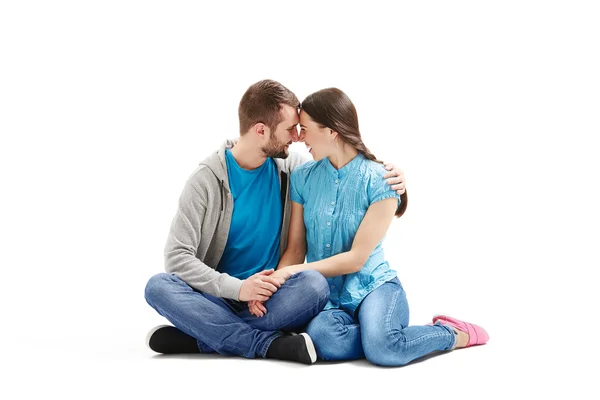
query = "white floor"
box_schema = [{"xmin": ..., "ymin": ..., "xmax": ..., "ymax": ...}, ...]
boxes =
[{"xmin": 4, "ymin": 309, "xmax": 593, "ymax": 400}]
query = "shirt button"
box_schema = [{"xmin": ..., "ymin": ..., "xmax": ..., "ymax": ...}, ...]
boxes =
[
  {"xmin": 327, "ymin": 222, "xmax": 331, "ymax": 226},
  {"xmin": 331, "ymin": 285, "xmax": 336, "ymax": 289},
  {"xmin": 335, "ymin": 179, "xmax": 339, "ymax": 183},
  {"xmin": 326, "ymin": 244, "xmax": 330, "ymax": 248},
  {"xmin": 331, "ymin": 201, "xmax": 335, "ymax": 206}
]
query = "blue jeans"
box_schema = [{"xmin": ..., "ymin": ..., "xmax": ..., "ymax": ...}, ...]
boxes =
[
  {"xmin": 144, "ymin": 270, "xmax": 329, "ymax": 358},
  {"xmin": 305, "ymin": 277, "xmax": 456, "ymax": 366}
]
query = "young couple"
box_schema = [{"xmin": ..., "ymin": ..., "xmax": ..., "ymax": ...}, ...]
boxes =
[{"xmin": 144, "ymin": 80, "xmax": 488, "ymax": 365}]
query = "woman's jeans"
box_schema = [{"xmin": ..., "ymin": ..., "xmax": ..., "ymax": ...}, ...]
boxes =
[
  {"xmin": 305, "ymin": 277, "xmax": 456, "ymax": 366},
  {"xmin": 145, "ymin": 270, "xmax": 329, "ymax": 358}
]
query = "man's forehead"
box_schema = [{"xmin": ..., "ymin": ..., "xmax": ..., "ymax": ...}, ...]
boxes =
[{"xmin": 277, "ymin": 104, "xmax": 299, "ymax": 127}]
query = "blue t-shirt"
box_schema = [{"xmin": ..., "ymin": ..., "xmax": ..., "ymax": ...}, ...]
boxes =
[
  {"xmin": 216, "ymin": 149, "xmax": 282, "ymax": 279},
  {"xmin": 290, "ymin": 153, "xmax": 401, "ymax": 314}
]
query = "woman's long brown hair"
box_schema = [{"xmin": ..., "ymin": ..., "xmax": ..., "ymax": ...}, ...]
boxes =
[{"xmin": 301, "ymin": 88, "xmax": 407, "ymax": 217}]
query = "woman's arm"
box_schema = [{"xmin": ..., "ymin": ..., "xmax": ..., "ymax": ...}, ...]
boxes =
[
  {"xmin": 275, "ymin": 197, "xmax": 398, "ymax": 279},
  {"xmin": 276, "ymin": 201, "xmax": 307, "ymax": 270}
]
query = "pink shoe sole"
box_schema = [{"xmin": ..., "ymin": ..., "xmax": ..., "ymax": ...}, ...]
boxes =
[{"xmin": 432, "ymin": 314, "xmax": 489, "ymax": 347}]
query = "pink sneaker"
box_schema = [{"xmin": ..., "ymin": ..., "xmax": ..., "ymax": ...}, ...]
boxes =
[{"xmin": 432, "ymin": 315, "xmax": 489, "ymax": 347}]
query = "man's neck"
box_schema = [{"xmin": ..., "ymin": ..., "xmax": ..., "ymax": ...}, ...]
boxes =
[{"xmin": 230, "ymin": 138, "xmax": 268, "ymax": 170}]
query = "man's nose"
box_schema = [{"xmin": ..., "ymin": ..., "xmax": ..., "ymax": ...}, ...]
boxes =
[{"xmin": 290, "ymin": 128, "xmax": 299, "ymax": 142}]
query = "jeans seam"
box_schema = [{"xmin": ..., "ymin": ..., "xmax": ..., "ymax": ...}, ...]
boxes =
[
  {"xmin": 386, "ymin": 285, "xmax": 401, "ymax": 333},
  {"xmin": 400, "ymin": 328, "xmax": 455, "ymax": 352}
]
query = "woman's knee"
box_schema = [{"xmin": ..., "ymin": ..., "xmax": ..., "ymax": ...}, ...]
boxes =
[
  {"xmin": 306, "ymin": 313, "xmax": 335, "ymax": 341},
  {"xmin": 362, "ymin": 332, "xmax": 411, "ymax": 366},
  {"xmin": 306, "ymin": 312, "xmax": 355, "ymax": 360}
]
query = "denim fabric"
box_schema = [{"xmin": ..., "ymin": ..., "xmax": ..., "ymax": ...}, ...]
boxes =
[
  {"xmin": 145, "ymin": 270, "xmax": 329, "ymax": 358},
  {"xmin": 305, "ymin": 277, "xmax": 456, "ymax": 366}
]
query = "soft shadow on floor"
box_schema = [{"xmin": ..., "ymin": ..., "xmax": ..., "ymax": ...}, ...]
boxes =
[
  {"xmin": 149, "ymin": 346, "xmax": 473, "ymax": 367},
  {"xmin": 151, "ymin": 353, "xmax": 228, "ymax": 361},
  {"xmin": 325, "ymin": 350, "xmax": 450, "ymax": 369}
]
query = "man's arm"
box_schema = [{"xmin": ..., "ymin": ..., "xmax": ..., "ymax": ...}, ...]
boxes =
[
  {"xmin": 164, "ymin": 174, "xmax": 245, "ymax": 300},
  {"xmin": 165, "ymin": 170, "xmax": 282, "ymax": 302}
]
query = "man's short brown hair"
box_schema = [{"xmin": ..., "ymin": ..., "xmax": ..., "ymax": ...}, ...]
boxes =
[{"xmin": 238, "ymin": 80, "xmax": 299, "ymax": 134}]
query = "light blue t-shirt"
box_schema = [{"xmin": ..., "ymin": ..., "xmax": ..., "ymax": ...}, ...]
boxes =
[
  {"xmin": 290, "ymin": 153, "xmax": 401, "ymax": 315},
  {"xmin": 216, "ymin": 149, "xmax": 282, "ymax": 279}
]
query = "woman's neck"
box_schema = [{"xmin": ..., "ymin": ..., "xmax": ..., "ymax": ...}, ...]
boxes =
[{"xmin": 328, "ymin": 145, "xmax": 359, "ymax": 170}]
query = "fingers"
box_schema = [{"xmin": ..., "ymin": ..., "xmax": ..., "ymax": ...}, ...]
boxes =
[
  {"xmin": 251, "ymin": 303, "xmax": 267, "ymax": 317},
  {"xmin": 260, "ymin": 281, "xmax": 279, "ymax": 294},
  {"xmin": 261, "ymin": 276, "xmax": 282, "ymax": 288},
  {"xmin": 255, "ymin": 294, "xmax": 270, "ymax": 302},
  {"xmin": 383, "ymin": 163, "xmax": 395, "ymax": 178},
  {"xmin": 390, "ymin": 183, "xmax": 406, "ymax": 193},
  {"xmin": 258, "ymin": 269, "xmax": 274, "ymax": 276},
  {"xmin": 257, "ymin": 303, "xmax": 267, "ymax": 314},
  {"xmin": 248, "ymin": 299, "xmax": 268, "ymax": 317},
  {"xmin": 248, "ymin": 301, "xmax": 261, "ymax": 317},
  {"xmin": 256, "ymin": 289, "xmax": 273, "ymax": 298},
  {"xmin": 250, "ymin": 305, "xmax": 264, "ymax": 317}
]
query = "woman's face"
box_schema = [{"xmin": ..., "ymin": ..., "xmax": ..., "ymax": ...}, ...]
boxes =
[{"xmin": 299, "ymin": 110, "xmax": 332, "ymax": 161}]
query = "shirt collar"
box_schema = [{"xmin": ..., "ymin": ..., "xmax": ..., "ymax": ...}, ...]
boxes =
[{"xmin": 323, "ymin": 153, "xmax": 364, "ymax": 179}]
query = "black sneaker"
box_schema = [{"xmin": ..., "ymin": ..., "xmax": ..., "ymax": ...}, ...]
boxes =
[
  {"xmin": 146, "ymin": 325, "xmax": 201, "ymax": 354},
  {"xmin": 265, "ymin": 333, "xmax": 317, "ymax": 364}
]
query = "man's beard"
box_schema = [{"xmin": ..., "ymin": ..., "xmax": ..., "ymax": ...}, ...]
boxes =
[{"xmin": 261, "ymin": 133, "xmax": 289, "ymax": 159}]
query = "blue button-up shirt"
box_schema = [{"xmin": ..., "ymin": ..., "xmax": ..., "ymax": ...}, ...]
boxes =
[{"xmin": 290, "ymin": 153, "xmax": 401, "ymax": 315}]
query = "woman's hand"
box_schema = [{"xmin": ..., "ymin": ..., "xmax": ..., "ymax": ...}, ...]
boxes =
[
  {"xmin": 248, "ymin": 300, "xmax": 267, "ymax": 317},
  {"xmin": 271, "ymin": 267, "xmax": 295, "ymax": 282}
]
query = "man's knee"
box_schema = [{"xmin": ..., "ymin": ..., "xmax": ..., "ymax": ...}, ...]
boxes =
[
  {"xmin": 144, "ymin": 272, "xmax": 173, "ymax": 305},
  {"xmin": 293, "ymin": 270, "xmax": 330, "ymax": 308}
]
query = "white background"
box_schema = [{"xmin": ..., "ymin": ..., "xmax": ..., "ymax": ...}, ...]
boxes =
[{"xmin": 1, "ymin": 1, "xmax": 599, "ymax": 398}]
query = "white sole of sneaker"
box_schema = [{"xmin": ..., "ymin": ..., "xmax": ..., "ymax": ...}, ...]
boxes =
[
  {"xmin": 300, "ymin": 333, "xmax": 317, "ymax": 364},
  {"xmin": 145, "ymin": 324, "xmax": 172, "ymax": 350}
]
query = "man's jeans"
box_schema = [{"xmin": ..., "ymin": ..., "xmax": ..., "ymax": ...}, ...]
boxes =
[
  {"xmin": 305, "ymin": 277, "xmax": 456, "ymax": 366},
  {"xmin": 145, "ymin": 270, "xmax": 329, "ymax": 358}
]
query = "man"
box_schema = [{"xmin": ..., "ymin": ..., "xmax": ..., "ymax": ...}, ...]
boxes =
[{"xmin": 144, "ymin": 80, "xmax": 406, "ymax": 364}]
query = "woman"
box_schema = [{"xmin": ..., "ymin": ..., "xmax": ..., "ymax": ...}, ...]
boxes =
[{"xmin": 249, "ymin": 88, "xmax": 488, "ymax": 366}]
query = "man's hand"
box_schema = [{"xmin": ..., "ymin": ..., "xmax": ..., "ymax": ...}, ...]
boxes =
[
  {"xmin": 239, "ymin": 269, "xmax": 282, "ymax": 302},
  {"xmin": 247, "ymin": 268, "xmax": 296, "ymax": 317},
  {"xmin": 383, "ymin": 163, "xmax": 406, "ymax": 195}
]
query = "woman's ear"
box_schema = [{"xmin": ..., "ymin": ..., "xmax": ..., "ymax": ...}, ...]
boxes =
[{"xmin": 328, "ymin": 129, "xmax": 338, "ymax": 141}]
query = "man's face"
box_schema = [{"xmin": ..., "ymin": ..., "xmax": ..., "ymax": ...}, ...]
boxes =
[{"xmin": 261, "ymin": 105, "xmax": 299, "ymax": 159}]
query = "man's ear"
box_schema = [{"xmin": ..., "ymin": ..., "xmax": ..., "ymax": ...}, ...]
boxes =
[{"xmin": 253, "ymin": 123, "xmax": 270, "ymax": 139}]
